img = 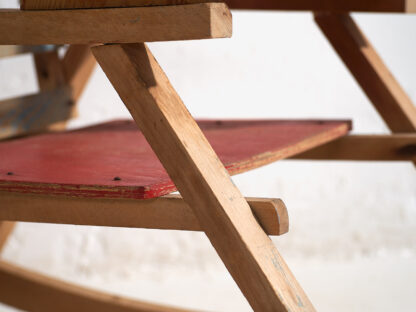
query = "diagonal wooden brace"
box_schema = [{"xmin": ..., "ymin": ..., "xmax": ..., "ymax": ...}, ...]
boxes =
[
  {"xmin": 314, "ymin": 12, "xmax": 416, "ymax": 133},
  {"xmin": 92, "ymin": 43, "xmax": 315, "ymax": 312}
]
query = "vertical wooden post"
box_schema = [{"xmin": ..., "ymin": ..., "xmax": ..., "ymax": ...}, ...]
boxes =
[{"xmin": 92, "ymin": 43, "xmax": 315, "ymax": 312}]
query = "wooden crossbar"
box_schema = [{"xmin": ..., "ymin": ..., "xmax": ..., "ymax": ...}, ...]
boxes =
[
  {"xmin": 0, "ymin": 4, "xmax": 232, "ymax": 45},
  {"xmin": 0, "ymin": 260, "xmax": 195, "ymax": 312},
  {"xmin": 293, "ymin": 134, "xmax": 416, "ymax": 161},
  {"xmin": 0, "ymin": 193, "xmax": 289, "ymax": 236},
  {"xmin": 20, "ymin": 0, "xmax": 416, "ymax": 13}
]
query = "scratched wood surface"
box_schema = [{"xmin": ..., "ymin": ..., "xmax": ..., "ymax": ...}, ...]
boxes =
[
  {"xmin": 20, "ymin": 0, "xmax": 416, "ymax": 12},
  {"xmin": 0, "ymin": 260, "xmax": 195, "ymax": 312},
  {"xmin": 0, "ymin": 88, "xmax": 73, "ymax": 140},
  {"xmin": 0, "ymin": 4, "xmax": 232, "ymax": 45},
  {"xmin": 0, "ymin": 119, "xmax": 350, "ymax": 199}
]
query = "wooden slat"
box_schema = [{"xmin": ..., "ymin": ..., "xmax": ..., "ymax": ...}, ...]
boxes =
[
  {"xmin": 21, "ymin": 0, "xmax": 414, "ymax": 13},
  {"xmin": 0, "ymin": 193, "xmax": 288, "ymax": 236},
  {"xmin": 293, "ymin": 134, "xmax": 416, "ymax": 161},
  {"xmin": 0, "ymin": 4, "xmax": 232, "ymax": 45},
  {"xmin": 0, "ymin": 222, "xmax": 15, "ymax": 252},
  {"xmin": 93, "ymin": 43, "xmax": 315, "ymax": 312},
  {"xmin": 0, "ymin": 45, "xmax": 58, "ymax": 58},
  {"xmin": 0, "ymin": 88, "xmax": 73, "ymax": 140},
  {"xmin": 0, "ymin": 260, "xmax": 195, "ymax": 312},
  {"xmin": 314, "ymin": 13, "xmax": 416, "ymax": 133}
]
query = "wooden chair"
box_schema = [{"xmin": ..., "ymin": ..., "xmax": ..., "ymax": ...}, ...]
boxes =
[{"xmin": 0, "ymin": 1, "xmax": 413, "ymax": 311}]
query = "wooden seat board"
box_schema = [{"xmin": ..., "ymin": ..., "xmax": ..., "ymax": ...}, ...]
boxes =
[{"xmin": 0, "ymin": 119, "xmax": 350, "ymax": 199}]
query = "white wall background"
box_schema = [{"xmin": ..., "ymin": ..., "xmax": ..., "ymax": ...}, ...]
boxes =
[{"xmin": 1, "ymin": 1, "xmax": 416, "ymax": 311}]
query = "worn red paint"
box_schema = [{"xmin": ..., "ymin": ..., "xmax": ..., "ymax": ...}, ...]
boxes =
[{"xmin": 0, "ymin": 119, "xmax": 351, "ymax": 199}]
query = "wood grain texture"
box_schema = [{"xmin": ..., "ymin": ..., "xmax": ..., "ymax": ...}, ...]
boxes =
[
  {"xmin": 93, "ymin": 43, "xmax": 315, "ymax": 312},
  {"xmin": 0, "ymin": 193, "xmax": 288, "ymax": 236},
  {"xmin": 0, "ymin": 222, "xmax": 15, "ymax": 252},
  {"xmin": 0, "ymin": 119, "xmax": 350, "ymax": 198},
  {"xmin": 315, "ymin": 13, "xmax": 416, "ymax": 133},
  {"xmin": 0, "ymin": 4, "xmax": 232, "ymax": 45},
  {"xmin": 293, "ymin": 134, "xmax": 416, "ymax": 161},
  {"xmin": 21, "ymin": 0, "xmax": 410, "ymax": 12},
  {"xmin": 0, "ymin": 260, "xmax": 195, "ymax": 312},
  {"xmin": 0, "ymin": 88, "xmax": 73, "ymax": 140}
]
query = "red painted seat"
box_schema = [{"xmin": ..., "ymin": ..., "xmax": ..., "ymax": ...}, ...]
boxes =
[{"xmin": 0, "ymin": 119, "xmax": 351, "ymax": 199}]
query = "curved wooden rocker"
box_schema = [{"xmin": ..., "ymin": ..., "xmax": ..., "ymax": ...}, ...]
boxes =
[{"xmin": 0, "ymin": 259, "xmax": 195, "ymax": 312}]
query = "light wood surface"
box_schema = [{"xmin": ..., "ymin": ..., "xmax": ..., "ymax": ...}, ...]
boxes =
[
  {"xmin": 93, "ymin": 43, "xmax": 315, "ymax": 312},
  {"xmin": 406, "ymin": 0, "xmax": 416, "ymax": 12},
  {"xmin": 0, "ymin": 88, "xmax": 72, "ymax": 140},
  {"xmin": 21, "ymin": 0, "xmax": 413, "ymax": 12},
  {"xmin": 0, "ymin": 260, "xmax": 195, "ymax": 312},
  {"xmin": 0, "ymin": 222, "xmax": 15, "ymax": 252},
  {"xmin": 314, "ymin": 13, "xmax": 416, "ymax": 133},
  {"xmin": 0, "ymin": 193, "xmax": 289, "ymax": 236},
  {"xmin": 0, "ymin": 45, "xmax": 58, "ymax": 58},
  {"xmin": 63, "ymin": 45, "xmax": 96, "ymax": 102},
  {"xmin": 293, "ymin": 134, "xmax": 416, "ymax": 161},
  {"xmin": 0, "ymin": 4, "xmax": 232, "ymax": 45}
]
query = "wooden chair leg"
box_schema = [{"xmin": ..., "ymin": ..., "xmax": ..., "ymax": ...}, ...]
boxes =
[
  {"xmin": 0, "ymin": 192, "xmax": 289, "ymax": 236},
  {"xmin": 62, "ymin": 45, "xmax": 96, "ymax": 104},
  {"xmin": 92, "ymin": 43, "xmax": 315, "ymax": 312}
]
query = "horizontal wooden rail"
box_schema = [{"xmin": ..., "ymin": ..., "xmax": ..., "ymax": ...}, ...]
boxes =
[
  {"xmin": 21, "ymin": 0, "xmax": 416, "ymax": 13},
  {"xmin": 0, "ymin": 193, "xmax": 289, "ymax": 236},
  {"xmin": 0, "ymin": 260, "xmax": 195, "ymax": 312},
  {"xmin": 292, "ymin": 134, "xmax": 416, "ymax": 161},
  {"xmin": 0, "ymin": 4, "xmax": 232, "ymax": 45}
]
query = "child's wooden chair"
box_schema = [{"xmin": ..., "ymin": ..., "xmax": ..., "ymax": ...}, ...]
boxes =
[{"xmin": 1, "ymin": 0, "xmax": 413, "ymax": 311}]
